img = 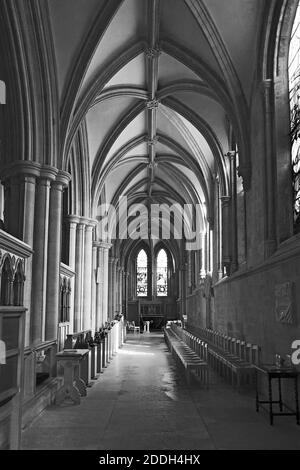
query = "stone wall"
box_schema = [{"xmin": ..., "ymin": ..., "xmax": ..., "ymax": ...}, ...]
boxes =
[{"xmin": 213, "ymin": 243, "xmax": 300, "ymax": 363}]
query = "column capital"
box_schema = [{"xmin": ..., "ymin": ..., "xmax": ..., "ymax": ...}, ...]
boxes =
[
  {"xmin": 93, "ymin": 241, "xmax": 112, "ymax": 250},
  {"xmin": 55, "ymin": 170, "xmax": 71, "ymax": 188},
  {"xmin": 262, "ymin": 78, "xmax": 273, "ymax": 93},
  {"xmin": 82, "ymin": 217, "xmax": 97, "ymax": 227},
  {"xmin": 220, "ymin": 195, "xmax": 231, "ymax": 205},
  {"xmin": 0, "ymin": 161, "xmax": 41, "ymax": 181},
  {"xmin": 85, "ymin": 224, "xmax": 94, "ymax": 233},
  {"xmin": 66, "ymin": 215, "xmax": 80, "ymax": 225},
  {"xmin": 225, "ymin": 151, "xmax": 237, "ymax": 161},
  {"xmin": 39, "ymin": 165, "xmax": 59, "ymax": 182}
]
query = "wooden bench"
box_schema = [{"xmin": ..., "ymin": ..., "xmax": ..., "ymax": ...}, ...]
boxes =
[
  {"xmin": 187, "ymin": 326, "xmax": 260, "ymax": 391},
  {"xmin": 164, "ymin": 324, "xmax": 209, "ymax": 387}
]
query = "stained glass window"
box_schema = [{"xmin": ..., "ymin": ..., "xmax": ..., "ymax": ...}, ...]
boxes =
[
  {"xmin": 289, "ymin": 2, "xmax": 300, "ymax": 230},
  {"xmin": 137, "ymin": 249, "xmax": 148, "ymax": 297},
  {"xmin": 156, "ymin": 249, "xmax": 168, "ymax": 297}
]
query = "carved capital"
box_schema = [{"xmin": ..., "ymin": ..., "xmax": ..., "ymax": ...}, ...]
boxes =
[
  {"xmin": 225, "ymin": 151, "xmax": 237, "ymax": 161},
  {"xmin": 220, "ymin": 195, "xmax": 231, "ymax": 206}
]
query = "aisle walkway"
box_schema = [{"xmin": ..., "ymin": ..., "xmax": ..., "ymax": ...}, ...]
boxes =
[{"xmin": 22, "ymin": 333, "xmax": 300, "ymax": 450}]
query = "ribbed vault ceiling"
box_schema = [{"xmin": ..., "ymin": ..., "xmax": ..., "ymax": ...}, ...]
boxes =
[{"xmin": 47, "ymin": 0, "xmax": 265, "ymax": 241}]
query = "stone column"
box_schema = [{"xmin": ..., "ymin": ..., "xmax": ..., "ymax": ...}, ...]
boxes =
[
  {"xmin": 209, "ymin": 227, "xmax": 213, "ymax": 274},
  {"xmin": 216, "ymin": 178, "xmax": 223, "ymax": 280},
  {"xmin": 83, "ymin": 223, "xmax": 94, "ymax": 331},
  {"xmin": 123, "ymin": 271, "xmax": 128, "ymax": 317},
  {"xmin": 67, "ymin": 216, "xmax": 79, "ymax": 334},
  {"xmin": 74, "ymin": 222, "xmax": 85, "ymax": 332},
  {"xmin": 118, "ymin": 267, "xmax": 123, "ymax": 314},
  {"xmin": 220, "ymin": 196, "xmax": 231, "ymax": 276},
  {"xmin": 31, "ymin": 167, "xmax": 57, "ymax": 344},
  {"xmin": 227, "ymin": 151, "xmax": 238, "ymax": 272},
  {"xmin": 22, "ymin": 174, "xmax": 37, "ymax": 347},
  {"xmin": 1, "ymin": 162, "xmax": 41, "ymax": 346},
  {"xmin": 200, "ymin": 232, "xmax": 207, "ymax": 278},
  {"xmin": 91, "ymin": 244, "xmax": 97, "ymax": 333},
  {"xmin": 46, "ymin": 171, "xmax": 70, "ymax": 341},
  {"xmin": 67, "ymin": 217, "xmax": 79, "ymax": 271},
  {"xmin": 112, "ymin": 258, "xmax": 118, "ymax": 318},
  {"xmin": 263, "ymin": 80, "xmax": 277, "ymax": 257},
  {"xmin": 108, "ymin": 257, "xmax": 114, "ymax": 321},
  {"xmin": 178, "ymin": 268, "xmax": 182, "ymax": 316},
  {"xmin": 102, "ymin": 244, "xmax": 110, "ymax": 324},
  {"xmin": 94, "ymin": 243, "xmax": 103, "ymax": 330},
  {"xmin": 180, "ymin": 262, "xmax": 187, "ymax": 316}
]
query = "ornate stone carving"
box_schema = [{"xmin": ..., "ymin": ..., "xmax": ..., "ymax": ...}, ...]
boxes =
[
  {"xmin": 148, "ymin": 161, "xmax": 158, "ymax": 170},
  {"xmin": 147, "ymin": 137, "xmax": 158, "ymax": 147},
  {"xmin": 145, "ymin": 47, "xmax": 161, "ymax": 59},
  {"xmin": 146, "ymin": 99, "xmax": 160, "ymax": 110}
]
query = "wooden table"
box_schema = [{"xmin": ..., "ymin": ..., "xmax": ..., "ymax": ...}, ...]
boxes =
[
  {"xmin": 254, "ymin": 364, "xmax": 299, "ymax": 425},
  {"xmin": 56, "ymin": 349, "xmax": 90, "ymax": 405}
]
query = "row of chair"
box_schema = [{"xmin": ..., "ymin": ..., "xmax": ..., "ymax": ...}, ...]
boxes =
[
  {"xmin": 188, "ymin": 326, "xmax": 261, "ymax": 391},
  {"xmin": 170, "ymin": 323, "xmax": 208, "ymax": 362},
  {"xmin": 165, "ymin": 324, "xmax": 209, "ymax": 387}
]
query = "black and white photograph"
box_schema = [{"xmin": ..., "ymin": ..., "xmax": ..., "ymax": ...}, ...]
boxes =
[{"xmin": 0, "ymin": 0, "xmax": 300, "ymax": 457}]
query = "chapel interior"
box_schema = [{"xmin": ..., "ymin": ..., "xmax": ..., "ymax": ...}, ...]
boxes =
[{"xmin": 0, "ymin": 0, "xmax": 300, "ymax": 451}]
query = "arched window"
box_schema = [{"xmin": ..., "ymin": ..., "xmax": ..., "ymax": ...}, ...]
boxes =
[
  {"xmin": 289, "ymin": 2, "xmax": 300, "ymax": 232},
  {"xmin": 137, "ymin": 249, "xmax": 148, "ymax": 297},
  {"xmin": 156, "ymin": 249, "xmax": 168, "ymax": 297}
]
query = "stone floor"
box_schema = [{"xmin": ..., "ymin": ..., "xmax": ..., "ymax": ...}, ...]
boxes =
[{"xmin": 21, "ymin": 333, "xmax": 300, "ymax": 450}]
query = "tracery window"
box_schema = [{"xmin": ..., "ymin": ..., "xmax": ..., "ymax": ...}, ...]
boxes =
[
  {"xmin": 289, "ymin": 2, "xmax": 300, "ymax": 231},
  {"xmin": 137, "ymin": 249, "xmax": 148, "ymax": 297},
  {"xmin": 156, "ymin": 249, "xmax": 168, "ymax": 297}
]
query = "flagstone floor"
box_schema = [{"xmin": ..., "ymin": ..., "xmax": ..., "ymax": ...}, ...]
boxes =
[{"xmin": 21, "ymin": 332, "xmax": 300, "ymax": 450}]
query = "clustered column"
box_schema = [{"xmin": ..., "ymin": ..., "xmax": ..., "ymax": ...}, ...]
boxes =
[
  {"xmin": 93, "ymin": 241, "xmax": 110, "ymax": 330},
  {"xmin": 220, "ymin": 196, "xmax": 231, "ymax": 276},
  {"xmin": 227, "ymin": 151, "xmax": 238, "ymax": 273},
  {"xmin": 1, "ymin": 162, "xmax": 71, "ymax": 347},
  {"xmin": 83, "ymin": 223, "xmax": 94, "ymax": 331},
  {"xmin": 45, "ymin": 172, "xmax": 71, "ymax": 341},
  {"xmin": 70, "ymin": 217, "xmax": 96, "ymax": 333},
  {"xmin": 2, "ymin": 163, "xmax": 40, "ymax": 347},
  {"xmin": 31, "ymin": 167, "xmax": 58, "ymax": 344}
]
